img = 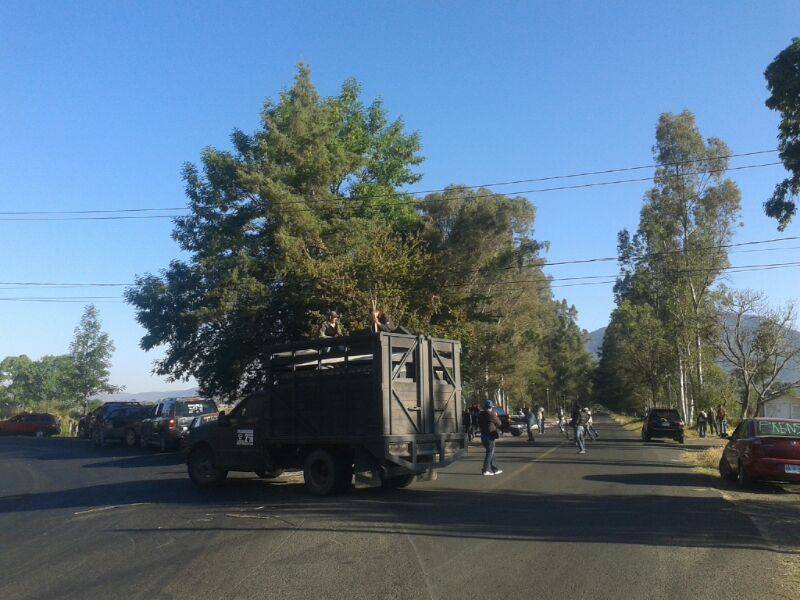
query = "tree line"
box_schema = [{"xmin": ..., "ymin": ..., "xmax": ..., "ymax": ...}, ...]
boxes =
[
  {"xmin": 594, "ymin": 39, "xmax": 800, "ymax": 420},
  {"xmin": 0, "ymin": 306, "xmax": 119, "ymax": 417}
]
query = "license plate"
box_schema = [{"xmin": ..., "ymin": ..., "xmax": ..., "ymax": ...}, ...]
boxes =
[{"xmin": 785, "ymin": 464, "xmax": 800, "ymax": 474}]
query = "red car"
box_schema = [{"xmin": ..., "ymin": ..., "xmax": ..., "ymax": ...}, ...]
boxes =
[
  {"xmin": 0, "ymin": 413, "xmax": 61, "ymax": 437},
  {"xmin": 719, "ymin": 418, "xmax": 800, "ymax": 488}
]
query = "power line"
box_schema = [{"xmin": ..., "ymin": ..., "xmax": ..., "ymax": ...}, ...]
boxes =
[
  {"xmin": 2, "ymin": 235, "xmax": 799, "ymax": 290},
  {"xmin": 3, "ymin": 259, "xmax": 799, "ymax": 302},
  {"xmin": 0, "ymin": 159, "xmax": 782, "ymax": 221}
]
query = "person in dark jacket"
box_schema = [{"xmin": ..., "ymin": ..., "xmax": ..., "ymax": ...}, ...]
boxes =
[
  {"xmin": 570, "ymin": 404, "xmax": 588, "ymax": 454},
  {"xmin": 478, "ymin": 400, "xmax": 503, "ymax": 476},
  {"xmin": 525, "ymin": 407, "xmax": 536, "ymax": 443},
  {"xmin": 697, "ymin": 411, "xmax": 708, "ymax": 438}
]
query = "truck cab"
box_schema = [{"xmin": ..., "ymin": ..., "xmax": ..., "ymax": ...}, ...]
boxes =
[{"xmin": 185, "ymin": 332, "xmax": 467, "ymax": 495}]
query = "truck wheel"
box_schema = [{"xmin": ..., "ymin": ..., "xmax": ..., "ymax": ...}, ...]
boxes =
[
  {"xmin": 511, "ymin": 429, "xmax": 522, "ymax": 437},
  {"xmin": 34, "ymin": 429, "xmax": 46, "ymax": 439},
  {"xmin": 188, "ymin": 446, "xmax": 228, "ymax": 487},
  {"xmin": 255, "ymin": 468, "xmax": 285, "ymax": 479},
  {"xmin": 380, "ymin": 473, "xmax": 415, "ymax": 489},
  {"xmin": 139, "ymin": 433, "xmax": 149, "ymax": 450},
  {"xmin": 125, "ymin": 428, "xmax": 138, "ymax": 448},
  {"xmin": 303, "ymin": 449, "xmax": 344, "ymax": 496}
]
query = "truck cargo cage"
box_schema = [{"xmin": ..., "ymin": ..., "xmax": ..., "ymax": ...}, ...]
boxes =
[{"xmin": 266, "ymin": 332, "xmax": 467, "ymax": 473}]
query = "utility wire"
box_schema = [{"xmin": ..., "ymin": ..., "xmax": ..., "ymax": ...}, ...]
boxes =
[
  {"xmin": 0, "ymin": 159, "xmax": 782, "ymax": 221},
  {"xmin": 4, "ymin": 259, "xmax": 799, "ymax": 302},
  {"xmin": 2, "ymin": 235, "xmax": 799, "ymax": 290}
]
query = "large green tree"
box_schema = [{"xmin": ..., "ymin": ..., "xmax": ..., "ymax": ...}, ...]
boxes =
[
  {"xmin": 596, "ymin": 111, "xmax": 741, "ymax": 420},
  {"xmin": 764, "ymin": 37, "xmax": 800, "ymax": 230},
  {"xmin": 128, "ymin": 67, "xmax": 576, "ymax": 405},
  {"xmin": 70, "ymin": 305, "xmax": 119, "ymax": 414}
]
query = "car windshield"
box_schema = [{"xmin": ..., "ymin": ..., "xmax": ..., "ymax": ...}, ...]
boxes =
[
  {"xmin": 175, "ymin": 400, "xmax": 217, "ymax": 417},
  {"xmin": 756, "ymin": 420, "xmax": 800, "ymax": 438},
  {"xmin": 651, "ymin": 410, "xmax": 680, "ymax": 420}
]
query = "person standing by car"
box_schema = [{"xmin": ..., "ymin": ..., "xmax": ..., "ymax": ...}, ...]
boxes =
[
  {"xmin": 478, "ymin": 400, "xmax": 503, "ymax": 476},
  {"xmin": 717, "ymin": 405, "xmax": 728, "ymax": 438},
  {"xmin": 697, "ymin": 410, "xmax": 708, "ymax": 438},
  {"xmin": 525, "ymin": 406, "xmax": 536, "ymax": 443}
]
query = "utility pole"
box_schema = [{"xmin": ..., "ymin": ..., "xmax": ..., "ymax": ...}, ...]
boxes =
[{"xmin": 546, "ymin": 387, "xmax": 550, "ymax": 412}]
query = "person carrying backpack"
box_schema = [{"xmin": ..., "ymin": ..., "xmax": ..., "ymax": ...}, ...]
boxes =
[{"xmin": 697, "ymin": 411, "xmax": 708, "ymax": 438}]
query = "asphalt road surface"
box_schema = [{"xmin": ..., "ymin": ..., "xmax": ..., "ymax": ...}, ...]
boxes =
[{"xmin": 1, "ymin": 414, "xmax": 797, "ymax": 600}]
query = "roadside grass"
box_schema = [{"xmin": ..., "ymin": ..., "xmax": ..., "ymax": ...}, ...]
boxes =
[
  {"xmin": 682, "ymin": 446, "xmax": 723, "ymax": 473},
  {"xmin": 606, "ymin": 411, "xmax": 642, "ymax": 431}
]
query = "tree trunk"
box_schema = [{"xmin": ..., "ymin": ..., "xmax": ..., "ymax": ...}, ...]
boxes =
[
  {"xmin": 678, "ymin": 354, "xmax": 688, "ymax": 422},
  {"xmin": 695, "ymin": 332, "xmax": 704, "ymax": 407},
  {"xmin": 739, "ymin": 383, "xmax": 750, "ymax": 419}
]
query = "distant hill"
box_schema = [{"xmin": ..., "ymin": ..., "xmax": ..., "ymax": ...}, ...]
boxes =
[
  {"xmin": 585, "ymin": 316, "xmax": 800, "ymax": 382},
  {"xmin": 585, "ymin": 327, "xmax": 606, "ymax": 358},
  {"xmin": 94, "ymin": 387, "xmax": 199, "ymax": 404}
]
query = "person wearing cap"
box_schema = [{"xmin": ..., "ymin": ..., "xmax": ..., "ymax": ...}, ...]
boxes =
[
  {"xmin": 478, "ymin": 400, "xmax": 503, "ymax": 476},
  {"xmin": 319, "ymin": 311, "xmax": 344, "ymax": 338}
]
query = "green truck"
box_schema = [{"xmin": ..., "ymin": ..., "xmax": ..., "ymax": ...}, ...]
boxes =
[{"xmin": 184, "ymin": 332, "xmax": 467, "ymax": 495}]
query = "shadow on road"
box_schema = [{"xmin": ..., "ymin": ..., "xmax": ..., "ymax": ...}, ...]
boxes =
[{"xmin": 2, "ymin": 475, "xmax": 798, "ymax": 556}]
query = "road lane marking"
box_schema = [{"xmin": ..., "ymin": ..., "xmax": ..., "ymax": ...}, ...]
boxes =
[
  {"xmin": 487, "ymin": 441, "xmax": 567, "ymax": 489},
  {"xmin": 73, "ymin": 502, "xmax": 149, "ymax": 515}
]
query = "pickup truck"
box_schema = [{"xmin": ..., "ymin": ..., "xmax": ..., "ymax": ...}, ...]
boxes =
[{"xmin": 184, "ymin": 332, "xmax": 467, "ymax": 495}]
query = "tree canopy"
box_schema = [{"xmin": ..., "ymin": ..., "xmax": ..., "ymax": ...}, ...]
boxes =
[
  {"xmin": 127, "ymin": 66, "xmax": 594, "ymax": 405},
  {"xmin": 764, "ymin": 37, "xmax": 800, "ymax": 230}
]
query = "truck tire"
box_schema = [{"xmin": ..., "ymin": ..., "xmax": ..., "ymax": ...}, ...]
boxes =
[
  {"xmin": 380, "ymin": 473, "xmax": 415, "ymax": 489},
  {"xmin": 139, "ymin": 433, "xmax": 149, "ymax": 450},
  {"xmin": 125, "ymin": 428, "xmax": 138, "ymax": 448},
  {"xmin": 188, "ymin": 445, "xmax": 228, "ymax": 487},
  {"xmin": 510, "ymin": 428, "xmax": 522, "ymax": 437},
  {"xmin": 255, "ymin": 468, "xmax": 285, "ymax": 479},
  {"xmin": 304, "ymin": 449, "xmax": 349, "ymax": 496}
]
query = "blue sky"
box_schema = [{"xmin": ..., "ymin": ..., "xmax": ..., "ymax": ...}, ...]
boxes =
[{"xmin": 1, "ymin": 1, "xmax": 798, "ymax": 392}]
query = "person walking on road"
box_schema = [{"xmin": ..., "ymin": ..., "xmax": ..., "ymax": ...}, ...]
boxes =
[
  {"xmin": 557, "ymin": 406, "xmax": 569, "ymax": 439},
  {"xmin": 585, "ymin": 408, "xmax": 599, "ymax": 440},
  {"xmin": 525, "ymin": 406, "xmax": 536, "ymax": 443},
  {"xmin": 717, "ymin": 405, "xmax": 728, "ymax": 438},
  {"xmin": 537, "ymin": 405, "xmax": 546, "ymax": 434},
  {"xmin": 572, "ymin": 405, "xmax": 588, "ymax": 454},
  {"xmin": 478, "ymin": 400, "xmax": 503, "ymax": 476},
  {"xmin": 697, "ymin": 410, "xmax": 708, "ymax": 438}
]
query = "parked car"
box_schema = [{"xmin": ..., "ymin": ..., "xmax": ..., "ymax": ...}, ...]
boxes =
[
  {"xmin": 641, "ymin": 408, "xmax": 685, "ymax": 443},
  {"xmin": 495, "ymin": 407, "xmax": 524, "ymax": 437},
  {"xmin": 718, "ymin": 418, "xmax": 800, "ymax": 488},
  {"xmin": 141, "ymin": 398, "xmax": 218, "ymax": 451},
  {"xmin": 90, "ymin": 402, "xmax": 152, "ymax": 447},
  {"xmin": 0, "ymin": 413, "xmax": 60, "ymax": 437}
]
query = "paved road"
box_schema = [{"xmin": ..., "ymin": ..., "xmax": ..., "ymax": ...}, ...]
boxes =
[{"xmin": 1, "ymin": 415, "xmax": 797, "ymax": 600}]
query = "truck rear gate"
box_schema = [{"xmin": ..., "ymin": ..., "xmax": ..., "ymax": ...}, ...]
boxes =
[{"xmin": 267, "ymin": 333, "xmax": 467, "ymax": 472}]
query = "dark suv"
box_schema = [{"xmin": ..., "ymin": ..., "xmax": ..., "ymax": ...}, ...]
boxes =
[
  {"xmin": 642, "ymin": 408, "xmax": 685, "ymax": 444},
  {"xmin": 140, "ymin": 398, "xmax": 218, "ymax": 451},
  {"xmin": 90, "ymin": 402, "xmax": 152, "ymax": 447}
]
